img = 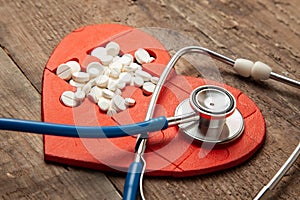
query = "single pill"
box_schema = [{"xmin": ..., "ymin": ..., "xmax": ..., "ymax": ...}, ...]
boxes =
[
  {"xmin": 91, "ymin": 47, "xmax": 107, "ymax": 59},
  {"xmin": 66, "ymin": 60, "xmax": 81, "ymax": 73},
  {"xmin": 56, "ymin": 63, "xmax": 72, "ymax": 80},
  {"xmin": 133, "ymin": 76, "xmax": 144, "ymax": 87},
  {"xmin": 113, "ymin": 56, "xmax": 121, "ymax": 63},
  {"xmin": 142, "ymin": 81, "xmax": 156, "ymax": 95},
  {"xmin": 117, "ymin": 82, "xmax": 126, "ymax": 90},
  {"xmin": 125, "ymin": 98, "xmax": 136, "ymax": 107},
  {"xmin": 119, "ymin": 72, "xmax": 132, "ymax": 84},
  {"xmin": 114, "ymin": 88, "xmax": 122, "ymax": 96},
  {"xmin": 99, "ymin": 55, "xmax": 113, "ymax": 66},
  {"xmin": 87, "ymin": 62, "xmax": 105, "ymax": 76},
  {"xmin": 107, "ymin": 108, "xmax": 117, "ymax": 116},
  {"xmin": 109, "ymin": 67, "xmax": 121, "ymax": 78},
  {"xmin": 72, "ymin": 72, "xmax": 90, "ymax": 83},
  {"xmin": 87, "ymin": 92, "xmax": 98, "ymax": 103},
  {"xmin": 103, "ymin": 89, "xmax": 115, "ymax": 99},
  {"xmin": 96, "ymin": 75, "xmax": 109, "ymax": 88},
  {"xmin": 135, "ymin": 70, "xmax": 152, "ymax": 81},
  {"xmin": 90, "ymin": 86, "xmax": 103, "ymax": 98},
  {"xmin": 112, "ymin": 95, "xmax": 126, "ymax": 112},
  {"xmin": 151, "ymin": 76, "xmax": 159, "ymax": 84},
  {"xmin": 120, "ymin": 54, "xmax": 133, "ymax": 66},
  {"xmin": 60, "ymin": 91, "xmax": 78, "ymax": 107},
  {"xmin": 109, "ymin": 61, "xmax": 123, "ymax": 71},
  {"xmin": 98, "ymin": 97, "xmax": 111, "ymax": 112},
  {"xmin": 82, "ymin": 82, "xmax": 92, "ymax": 94},
  {"xmin": 134, "ymin": 48, "xmax": 151, "ymax": 64},
  {"xmin": 123, "ymin": 63, "xmax": 140, "ymax": 72},
  {"xmin": 69, "ymin": 80, "xmax": 86, "ymax": 88},
  {"xmin": 107, "ymin": 79, "xmax": 118, "ymax": 91},
  {"xmin": 103, "ymin": 68, "xmax": 111, "ymax": 76},
  {"xmin": 106, "ymin": 41, "xmax": 120, "ymax": 56},
  {"xmin": 88, "ymin": 67, "xmax": 100, "ymax": 78},
  {"xmin": 74, "ymin": 90, "xmax": 85, "ymax": 102}
]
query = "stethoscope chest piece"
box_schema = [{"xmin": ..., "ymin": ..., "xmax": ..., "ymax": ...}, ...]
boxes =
[{"xmin": 175, "ymin": 85, "xmax": 244, "ymax": 144}]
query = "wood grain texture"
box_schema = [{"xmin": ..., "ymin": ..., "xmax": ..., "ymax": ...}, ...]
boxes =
[{"xmin": 0, "ymin": 0, "xmax": 299, "ymax": 199}]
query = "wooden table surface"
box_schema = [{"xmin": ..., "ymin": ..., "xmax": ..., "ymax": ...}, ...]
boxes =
[{"xmin": 0, "ymin": 0, "xmax": 299, "ymax": 199}]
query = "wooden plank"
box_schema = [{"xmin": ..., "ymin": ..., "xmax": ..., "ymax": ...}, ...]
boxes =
[
  {"xmin": 0, "ymin": 0, "xmax": 299, "ymax": 199},
  {"xmin": 0, "ymin": 48, "xmax": 121, "ymax": 199}
]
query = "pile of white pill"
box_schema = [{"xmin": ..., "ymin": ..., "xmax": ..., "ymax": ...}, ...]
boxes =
[{"xmin": 57, "ymin": 41, "xmax": 159, "ymax": 116}]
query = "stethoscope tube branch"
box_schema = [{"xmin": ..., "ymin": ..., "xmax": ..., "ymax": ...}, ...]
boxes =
[{"xmin": 0, "ymin": 117, "xmax": 168, "ymax": 138}]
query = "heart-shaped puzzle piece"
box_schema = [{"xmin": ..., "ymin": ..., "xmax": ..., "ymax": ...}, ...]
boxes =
[{"xmin": 43, "ymin": 24, "xmax": 265, "ymax": 176}]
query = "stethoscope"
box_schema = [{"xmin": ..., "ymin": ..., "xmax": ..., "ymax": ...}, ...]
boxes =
[{"xmin": 0, "ymin": 46, "xmax": 299, "ymax": 200}]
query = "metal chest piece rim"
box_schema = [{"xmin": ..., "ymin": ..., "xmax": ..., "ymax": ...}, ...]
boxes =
[{"xmin": 175, "ymin": 85, "xmax": 244, "ymax": 144}]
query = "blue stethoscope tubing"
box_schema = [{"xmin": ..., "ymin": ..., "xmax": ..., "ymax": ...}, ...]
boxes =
[{"xmin": 0, "ymin": 117, "xmax": 168, "ymax": 138}]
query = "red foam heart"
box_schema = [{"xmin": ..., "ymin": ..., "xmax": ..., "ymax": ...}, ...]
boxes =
[{"xmin": 43, "ymin": 24, "xmax": 265, "ymax": 176}]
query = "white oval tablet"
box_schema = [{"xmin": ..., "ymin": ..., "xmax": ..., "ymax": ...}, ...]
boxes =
[
  {"xmin": 142, "ymin": 81, "xmax": 156, "ymax": 95},
  {"xmin": 74, "ymin": 90, "xmax": 85, "ymax": 102},
  {"xmin": 103, "ymin": 89, "xmax": 115, "ymax": 99},
  {"xmin": 134, "ymin": 48, "xmax": 151, "ymax": 64},
  {"xmin": 72, "ymin": 72, "xmax": 90, "ymax": 83},
  {"xmin": 119, "ymin": 72, "xmax": 132, "ymax": 84},
  {"xmin": 60, "ymin": 91, "xmax": 78, "ymax": 107},
  {"xmin": 57, "ymin": 64, "xmax": 72, "ymax": 80},
  {"xmin": 96, "ymin": 75, "xmax": 109, "ymax": 88},
  {"xmin": 91, "ymin": 47, "xmax": 107, "ymax": 59},
  {"xmin": 90, "ymin": 86, "xmax": 103, "ymax": 98},
  {"xmin": 87, "ymin": 62, "xmax": 104, "ymax": 76},
  {"xmin": 120, "ymin": 54, "xmax": 133, "ymax": 66},
  {"xmin": 133, "ymin": 76, "xmax": 144, "ymax": 87},
  {"xmin": 98, "ymin": 97, "xmax": 111, "ymax": 112},
  {"xmin": 135, "ymin": 70, "xmax": 152, "ymax": 81},
  {"xmin": 87, "ymin": 92, "xmax": 98, "ymax": 103},
  {"xmin": 106, "ymin": 41, "xmax": 120, "ymax": 56},
  {"xmin": 151, "ymin": 76, "xmax": 159, "ymax": 84},
  {"xmin": 69, "ymin": 80, "xmax": 86, "ymax": 88},
  {"xmin": 99, "ymin": 55, "xmax": 113, "ymax": 66},
  {"xmin": 112, "ymin": 95, "xmax": 126, "ymax": 112},
  {"xmin": 107, "ymin": 108, "xmax": 117, "ymax": 116},
  {"xmin": 66, "ymin": 60, "xmax": 81, "ymax": 73},
  {"xmin": 125, "ymin": 98, "xmax": 136, "ymax": 107}
]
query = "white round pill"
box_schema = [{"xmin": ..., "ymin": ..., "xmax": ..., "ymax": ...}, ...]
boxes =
[
  {"xmin": 69, "ymin": 80, "xmax": 86, "ymax": 88},
  {"xmin": 66, "ymin": 60, "xmax": 81, "ymax": 73},
  {"xmin": 133, "ymin": 76, "xmax": 144, "ymax": 87},
  {"xmin": 98, "ymin": 97, "xmax": 111, "ymax": 112},
  {"xmin": 96, "ymin": 75, "xmax": 109, "ymax": 88},
  {"xmin": 135, "ymin": 70, "xmax": 152, "ymax": 81},
  {"xmin": 107, "ymin": 79, "xmax": 118, "ymax": 91},
  {"xmin": 109, "ymin": 61, "xmax": 123, "ymax": 71},
  {"xmin": 60, "ymin": 91, "xmax": 78, "ymax": 107},
  {"xmin": 119, "ymin": 72, "xmax": 132, "ymax": 84},
  {"xmin": 109, "ymin": 67, "xmax": 121, "ymax": 79},
  {"xmin": 125, "ymin": 98, "xmax": 136, "ymax": 107},
  {"xmin": 112, "ymin": 95, "xmax": 126, "ymax": 112},
  {"xmin": 87, "ymin": 92, "xmax": 98, "ymax": 103},
  {"xmin": 72, "ymin": 72, "xmax": 90, "ymax": 83},
  {"xmin": 99, "ymin": 55, "xmax": 113, "ymax": 66},
  {"xmin": 103, "ymin": 89, "xmax": 115, "ymax": 99},
  {"xmin": 91, "ymin": 47, "xmax": 107, "ymax": 59},
  {"xmin": 82, "ymin": 82, "xmax": 92, "ymax": 94},
  {"xmin": 87, "ymin": 62, "xmax": 104, "ymax": 76},
  {"xmin": 107, "ymin": 108, "xmax": 117, "ymax": 116},
  {"xmin": 142, "ymin": 81, "xmax": 156, "ymax": 95},
  {"xmin": 120, "ymin": 54, "xmax": 133, "ymax": 66},
  {"xmin": 57, "ymin": 63, "xmax": 72, "ymax": 80},
  {"xmin": 117, "ymin": 82, "xmax": 126, "ymax": 90},
  {"xmin": 151, "ymin": 76, "xmax": 159, "ymax": 84},
  {"xmin": 106, "ymin": 41, "xmax": 120, "ymax": 56},
  {"xmin": 74, "ymin": 90, "xmax": 85, "ymax": 102},
  {"xmin": 134, "ymin": 48, "xmax": 151, "ymax": 64},
  {"xmin": 90, "ymin": 86, "xmax": 103, "ymax": 98}
]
